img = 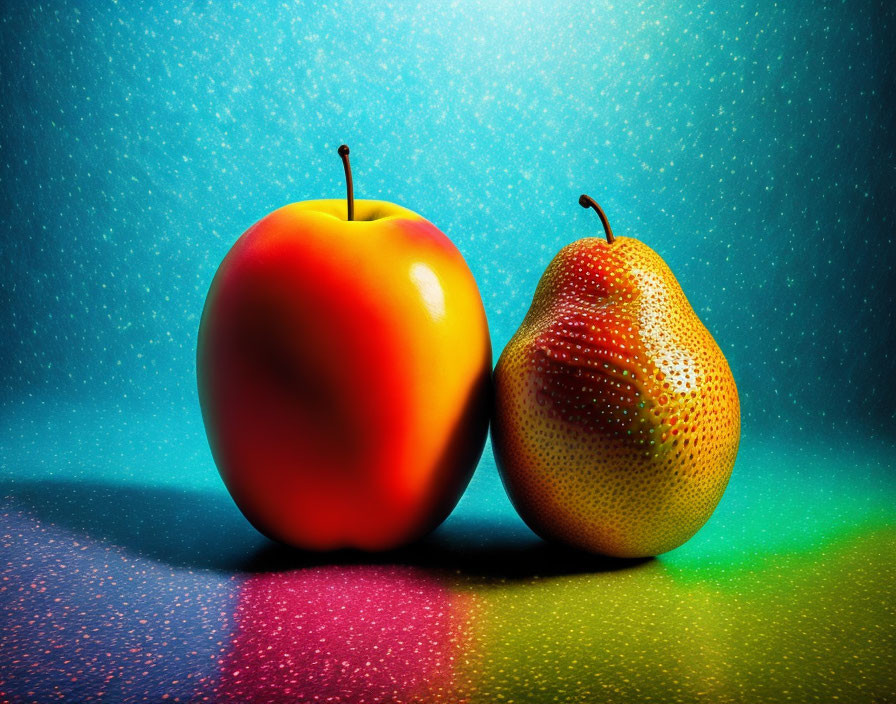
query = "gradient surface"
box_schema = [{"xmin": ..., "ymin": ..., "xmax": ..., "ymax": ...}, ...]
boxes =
[{"xmin": 2, "ymin": 2, "xmax": 894, "ymax": 702}]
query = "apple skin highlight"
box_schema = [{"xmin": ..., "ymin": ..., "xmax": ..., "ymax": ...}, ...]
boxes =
[{"xmin": 197, "ymin": 198, "xmax": 492, "ymax": 551}]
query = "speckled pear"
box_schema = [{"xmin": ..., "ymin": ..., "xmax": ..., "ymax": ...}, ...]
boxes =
[{"xmin": 492, "ymin": 195, "xmax": 740, "ymax": 558}]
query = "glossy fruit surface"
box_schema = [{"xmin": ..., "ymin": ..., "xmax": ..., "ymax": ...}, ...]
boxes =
[
  {"xmin": 493, "ymin": 234, "xmax": 740, "ymax": 557},
  {"xmin": 198, "ymin": 198, "xmax": 491, "ymax": 550}
]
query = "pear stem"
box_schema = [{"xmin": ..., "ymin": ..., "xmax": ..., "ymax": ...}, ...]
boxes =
[
  {"xmin": 578, "ymin": 194, "xmax": 615, "ymax": 244},
  {"xmin": 338, "ymin": 144, "xmax": 354, "ymax": 221}
]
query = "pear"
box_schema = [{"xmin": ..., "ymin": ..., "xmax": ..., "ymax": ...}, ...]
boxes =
[{"xmin": 492, "ymin": 195, "xmax": 740, "ymax": 558}]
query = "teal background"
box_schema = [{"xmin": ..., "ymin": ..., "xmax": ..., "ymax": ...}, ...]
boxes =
[
  {"xmin": 2, "ymin": 1, "xmax": 894, "ymax": 441},
  {"xmin": 1, "ymin": 2, "xmax": 894, "ymax": 702}
]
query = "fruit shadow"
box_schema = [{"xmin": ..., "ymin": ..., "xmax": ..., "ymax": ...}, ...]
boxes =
[{"xmin": 0, "ymin": 480, "xmax": 651, "ymax": 580}]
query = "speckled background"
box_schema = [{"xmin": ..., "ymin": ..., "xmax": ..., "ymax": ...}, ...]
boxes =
[{"xmin": 2, "ymin": 2, "xmax": 894, "ymax": 702}]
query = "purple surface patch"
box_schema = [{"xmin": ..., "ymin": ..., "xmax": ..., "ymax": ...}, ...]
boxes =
[{"xmin": 0, "ymin": 509, "xmax": 236, "ymax": 703}]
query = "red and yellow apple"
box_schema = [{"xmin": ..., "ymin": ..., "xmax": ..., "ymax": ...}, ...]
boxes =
[{"xmin": 197, "ymin": 146, "xmax": 491, "ymax": 551}]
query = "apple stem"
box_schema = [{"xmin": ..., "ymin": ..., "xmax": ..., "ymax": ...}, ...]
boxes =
[
  {"xmin": 338, "ymin": 144, "xmax": 354, "ymax": 221},
  {"xmin": 578, "ymin": 194, "xmax": 615, "ymax": 244}
]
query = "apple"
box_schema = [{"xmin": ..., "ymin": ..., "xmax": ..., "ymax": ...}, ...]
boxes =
[{"xmin": 197, "ymin": 145, "xmax": 491, "ymax": 551}]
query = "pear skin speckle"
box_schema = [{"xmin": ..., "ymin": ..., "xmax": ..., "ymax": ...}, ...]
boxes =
[{"xmin": 493, "ymin": 236, "xmax": 741, "ymax": 557}]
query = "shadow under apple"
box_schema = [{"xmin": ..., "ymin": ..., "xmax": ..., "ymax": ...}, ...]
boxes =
[{"xmin": 0, "ymin": 479, "xmax": 651, "ymax": 579}]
